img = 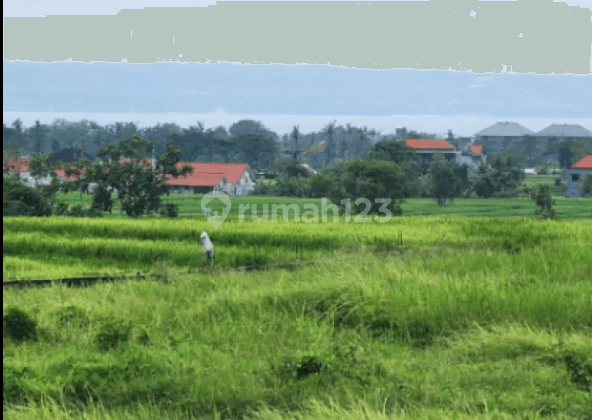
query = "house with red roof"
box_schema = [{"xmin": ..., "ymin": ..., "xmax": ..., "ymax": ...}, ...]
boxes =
[
  {"xmin": 164, "ymin": 162, "xmax": 256, "ymax": 195},
  {"xmin": 456, "ymin": 143, "xmax": 487, "ymax": 173},
  {"xmin": 3, "ymin": 155, "xmax": 60, "ymax": 188},
  {"xmin": 4, "ymin": 155, "xmax": 255, "ymax": 195},
  {"xmin": 565, "ymin": 154, "xmax": 592, "ymax": 198},
  {"xmin": 403, "ymin": 139, "xmax": 460, "ymax": 171}
]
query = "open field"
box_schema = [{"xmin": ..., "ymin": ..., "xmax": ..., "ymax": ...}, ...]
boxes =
[
  {"xmin": 523, "ymin": 174, "xmax": 566, "ymax": 195},
  {"xmin": 3, "ymin": 216, "xmax": 592, "ymax": 419},
  {"xmin": 53, "ymin": 192, "xmax": 592, "ymax": 219}
]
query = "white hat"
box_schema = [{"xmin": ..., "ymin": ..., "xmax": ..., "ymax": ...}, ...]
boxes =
[{"xmin": 200, "ymin": 232, "xmax": 208, "ymax": 240}]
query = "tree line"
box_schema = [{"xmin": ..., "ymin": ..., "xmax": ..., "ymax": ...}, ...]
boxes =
[{"xmin": 3, "ymin": 118, "xmax": 449, "ymax": 172}]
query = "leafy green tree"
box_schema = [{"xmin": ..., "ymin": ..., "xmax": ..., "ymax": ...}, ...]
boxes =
[
  {"xmin": 229, "ymin": 119, "xmax": 277, "ymax": 139},
  {"xmin": 307, "ymin": 171, "xmax": 338, "ymax": 198},
  {"xmin": 322, "ymin": 121, "xmax": 337, "ymax": 166},
  {"xmin": 61, "ymin": 135, "xmax": 192, "ymax": 219},
  {"xmin": 368, "ymin": 139, "xmax": 419, "ymax": 165},
  {"xmin": 532, "ymin": 184, "xmax": 557, "ymax": 219},
  {"xmin": 429, "ymin": 159, "xmax": 456, "ymax": 206},
  {"xmin": 234, "ymin": 134, "xmax": 279, "ymax": 170},
  {"xmin": 474, "ymin": 157, "xmax": 524, "ymax": 198},
  {"xmin": 31, "ymin": 120, "xmax": 50, "ymax": 156},
  {"xmin": 3, "ymin": 175, "xmax": 52, "ymax": 216},
  {"xmin": 333, "ymin": 159, "xmax": 407, "ymax": 216},
  {"xmin": 290, "ymin": 125, "xmax": 301, "ymax": 163}
]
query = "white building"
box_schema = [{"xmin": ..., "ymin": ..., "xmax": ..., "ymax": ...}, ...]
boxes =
[{"xmin": 565, "ymin": 155, "xmax": 592, "ymax": 198}]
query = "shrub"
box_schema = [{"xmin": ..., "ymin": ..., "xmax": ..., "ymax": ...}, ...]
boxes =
[
  {"xmin": 532, "ymin": 184, "xmax": 557, "ymax": 219},
  {"xmin": 3, "ymin": 306, "xmax": 37, "ymax": 343},
  {"xmin": 159, "ymin": 203, "xmax": 179, "ymax": 218},
  {"xmin": 54, "ymin": 201, "xmax": 69, "ymax": 216},
  {"xmin": 69, "ymin": 204, "xmax": 103, "ymax": 218},
  {"xmin": 538, "ymin": 166, "xmax": 550, "ymax": 175},
  {"xmin": 3, "ymin": 175, "xmax": 52, "ymax": 216}
]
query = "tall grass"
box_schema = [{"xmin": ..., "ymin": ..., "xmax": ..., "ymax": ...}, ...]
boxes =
[{"xmin": 3, "ymin": 216, "xmax": 591, "ymax": 419}]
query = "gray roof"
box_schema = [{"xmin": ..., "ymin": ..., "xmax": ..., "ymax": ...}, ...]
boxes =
[
  {"xmin": 475, "ymin": 122, "xmax": 535, "ymax": 137},
  {"xmin": 536, "ymin": 124, "xmax": 592, "ymax": 138}
]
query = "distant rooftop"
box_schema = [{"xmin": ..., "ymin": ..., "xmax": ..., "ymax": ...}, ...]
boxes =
[
  {"xmin": 404, "ymin": 139, "xmax": 455, "ymax": 150},
  {"xmin": 475, "ymin": 122, "xmax": 535, "ymax": 137},
  {"xmin": 571, "ymin": 155, "xmax": 592, "ymax": 170},
  {"xmin": 536, "ymin": 124, "xmax": 592, "ymax": 138}
]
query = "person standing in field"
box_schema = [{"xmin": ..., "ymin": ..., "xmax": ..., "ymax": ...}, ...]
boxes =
[{"xmin": 200, "ymin": 231, "xmax": 214, "ymax": 262}]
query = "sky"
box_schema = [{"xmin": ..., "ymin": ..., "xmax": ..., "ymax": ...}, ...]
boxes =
[{"xmin": 3, "ymin": 0, "xmax": 592, "ymax": 138}]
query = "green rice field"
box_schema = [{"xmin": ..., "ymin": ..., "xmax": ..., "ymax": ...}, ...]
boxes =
[
  {"xmin": 53, "ymin": 192, "xmax": 592, "ymax": 219},
  {"xmin": 3, "ymin": 215, "xmax": 592, "ymax": 419}
]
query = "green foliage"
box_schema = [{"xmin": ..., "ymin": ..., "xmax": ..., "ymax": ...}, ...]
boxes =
[
  {"xmin": 368, "ymin": 139, "xmax": 419, "ymax": 165},
  {"xmin": 234, "ymin": 133, "xmax": 279, "ymax": 170},
  {"xmin": 91, "ymin": 183, "xmax": 114, "ymax": 213},
  {"xmin": 336, "ymin": 160, "xmax": 407, "ymax": 215},
  {"xmin": 57, "ymin": 135, "xmax": 193, "ymax": 219},
  {"xmin": 95, "ymin": 318, "xmax": 132, "ymax": 351},
  {"xmin": 274, "ymin": 176, "xmax": 310, "ymax": 197},
  {"xmin": 3, "ymin": 175, "xmax": 53, "ymax": 216},
  {"xmin": 307, "ymin": 171, "xmax": 339, "ymax": 198},
  {"xmin": 69, "ymin": 204, "xmax": 103, "ymax": 218},
  {"xmin": 531, "ymin": 184, "xmax": 557, "ymax": 219},
  {"xmin": 3, "ymin": 306, "xmax": 37, "ymax": 343},
  {"xmin": 428, "ymin": 159, "xmax": 469, "ymax": 206},
  {"xmin": 474, "ymin": 157, "xmax": 525, "ymax": 198},
  {"xmin": 579, "ymin": 173, "xmax": 592, "ymax": 198},
  {"xmin": 537, "ymin": 166, "xmax": 549, "ymax": 175},
  {"xmin": 158, "ymin": 203, "xmax": 179, "ymax": 218}
]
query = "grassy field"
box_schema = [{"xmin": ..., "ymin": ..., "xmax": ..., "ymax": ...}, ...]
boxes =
[
  {"xmin": 53, "ymin": 192, "xmax": 592, "ymax": 219},
  {"xmin": 3, "ymin": 216, "xmax": 592, "ymax": 419},
  {"xmin": 523, "ymin": 174, "xmax": 566, "ymax": 195}
]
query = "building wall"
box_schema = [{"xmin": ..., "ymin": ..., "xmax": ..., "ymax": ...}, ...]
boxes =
[
  {"xmin": 476, "ymin": 136, "xmax": 523, "ymax": 154},
  {"xmin": 565, "ymin": 168, "xmax": 591, "ymax": 198}
]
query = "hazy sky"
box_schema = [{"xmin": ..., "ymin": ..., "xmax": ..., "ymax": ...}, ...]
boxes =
[{"xmin": 4, "ymin": 0, "xmax": 592, "ymax": 137}]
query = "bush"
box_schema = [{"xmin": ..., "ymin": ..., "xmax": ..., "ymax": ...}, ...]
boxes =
[
  {"xmin": 274, "ymin": 176, "xmax": 310, "ymax": 197},
  {"xmin": 3, "ymin": 306, "xmax": 37, "ymax": 343},
  {"xmin": 69, "ymin": 204, "xmax": 103, "ymax": 218},
  {"xmin": 532, "ymin": 184, "xmax": 557, "ymax": 219},
  {"xmin": 554, "ymin": 177, "xmax": 562, "ymax": 187},
  {"xmin": 307, "ymin": 172, "xmax": 337, "ymax": 198},
  {"xmin": 159, "ymin": 203, "xmax": 179, "ymax": 218},
  {"xmin": 252, "ymin": 181, "xmax": 278, "ymax": 196},
  {"xmin": 3, "ymin": 175, "xmax": 52, "ymax": 216},
  {"xmin": 538, "ymin": 166, "xmax": 550, "ymax": 175},
  {"xmin": 54, "ymin": 201, "xmax": 69, "ymax": 216}
]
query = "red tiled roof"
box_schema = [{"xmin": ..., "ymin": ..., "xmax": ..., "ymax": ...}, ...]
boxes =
[
  {"xmin": 3, "ymin": 156, "xmax": 31, "ymax": 173},
  {"xmin": 171, "ymin": 162, "xmax": 249, "ymax": 186},
  {"xmin": 571, "ymin": 154, "xmax": 592, "ymax": 169},
  {"xmin": 469, "ymin": 144, "xmax": 484, "ymax": 156},
  {"xmin": 53, "ymin": 166, "xmax": 89, "ymax": 182},
  {"xmin": 5, "ymin": 157, "xmax": 250, "ymax": 188},
  {"xmin": 164, "ymin": 172, "xmax": 224, "ymax": 187},
  {"xmin": 405, "ymin": 139, "xmax": 455, "ymax": 150}
]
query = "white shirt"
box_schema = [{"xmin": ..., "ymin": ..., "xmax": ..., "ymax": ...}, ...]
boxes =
[{"xmin": 201, "ymin": 234, "xmax": 214, "ymax": 253}]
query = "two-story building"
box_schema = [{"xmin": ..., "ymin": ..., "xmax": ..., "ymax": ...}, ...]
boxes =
[
  {"xmin": 404, "ymin": 139, "xmax": 460, "ymax": 171},
  {"xmin": 565, "ymin": 155, "xmax": 592, "ymax": 198},
  {"xmin": 474, "ymin": 122, "xmax": 535, "ymax": 155}
]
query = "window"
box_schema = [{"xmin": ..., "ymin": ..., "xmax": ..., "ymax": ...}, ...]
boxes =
[{"xmin": 572, "ymin": 174, "xmax": 580, "ymax": 182}]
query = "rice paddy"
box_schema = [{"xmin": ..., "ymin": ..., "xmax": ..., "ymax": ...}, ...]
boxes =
[{"xmin": 3, "ymin": 215, "xmax": 592, "ymax": 419}]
